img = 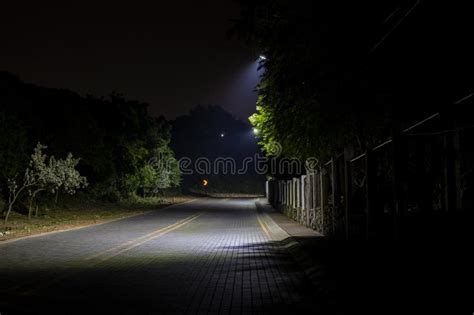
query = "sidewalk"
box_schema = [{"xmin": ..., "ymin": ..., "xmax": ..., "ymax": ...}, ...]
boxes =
[
  {"xmin": 255, "ymin": 199, "xmax": 339, "ymax": 309},
  {"xmin": 256, "ymin": 198, "xmax": 472, "ymax": 315}
]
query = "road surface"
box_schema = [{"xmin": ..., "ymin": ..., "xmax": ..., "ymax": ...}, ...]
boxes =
[{"xmin": 0, "ymin": 198, "xmax": 323, "ymax": 314}]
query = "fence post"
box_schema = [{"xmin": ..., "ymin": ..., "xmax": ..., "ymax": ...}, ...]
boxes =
[
  {"xmin": 265, "ymin": 180, "xmax": 269, "ymax": 202},
  {"xmin": 444, "ymin": 123, "xmax": 457, "ymax": 212},
  {"xmin": 344, "ymin": 159, "xmax": 352, "ymax": 240},
  {"xmin": 272, "ymin": 180, "xmax": 277, "ymax": 206},
  {"xmin": 288, "ymin": 179, "xmax": 292, "ymax": 215},
  {"xmin": 302, "ymin": 176, "xmax": 305, "ymax": 224},
  {"xmin": 294, "ymin": 178, "xmax": 299, "ymax": 220},
  {"xmin": 304, "ymin": 175, "xmax": 311, "ymax": 227},
  {"xmin": 330, "ymin": 158, "xmax": 338, "ymax": 236},
  {"xmin": 320, "ymin": 168, "xmax": 327, "ymax": 235},
  {"xmin": 309, "ymin": 173, "xmax": 315, "ymax": 229},
  {"xmin": 301, "ymin": 175, "xmax": 305, "ymax": 211},
  {"xmin": 288, "ymin": 180, "xmax": 293, "ymax": 217},
  {"xmin": 392, "ymin": 134, "xmax": 406, "ymax": 239},
  {"xmin": 283, "ymin": 181, "xmax": 287, "ymax": 213},
  {"xmin": 278, "ymin": 181, "xmax": 282, "ymax": 210},
  {"xmin": 283, "ymin": 181, "xmax": 286, "ymax": 205},
  {"xmin": 453, "ymin": 123, "xmax": 462, "ymax": 210},
  {"xmin": 366, "ymin": 150, "xmax": 377, "ymax": 239}
]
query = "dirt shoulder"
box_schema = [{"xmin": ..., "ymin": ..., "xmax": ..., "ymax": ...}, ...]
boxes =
[{"xmin": 0, "ymin": 196, "xmax": 195, "ymax": 242}]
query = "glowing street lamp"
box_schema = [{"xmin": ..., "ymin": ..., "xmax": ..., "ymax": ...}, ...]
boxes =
[
  {"xmin": 259, "ymin": 55, "xmax": 267, "ymax": 61},
  {"xmin": 253, "ymin": 128, "xmax": 259, "ymax": 135}
]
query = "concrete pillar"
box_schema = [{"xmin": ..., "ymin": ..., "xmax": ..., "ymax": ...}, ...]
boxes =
[
  {"xmin": 294, "ymin": 178, "xmax": 298, "ymax": 209},
  {"xmin": 287, "ymin": 180, "xmax": 291, "ymax": 207},
  {"xmin": 294, "ymin": 178, "xmax": 299, "ymax": 221},
  {"xmin": 311, "ymin": 173, "xmax": 317, "ymax": 210},
  {"xmin": 301, "ymin": 175, "xmax": 306, "ymax": 210},
  {"xmin": 304, "ymin": 175, "xmax": 311, "ymax": 227},
  {"xmin": 320, "ymin": 169, "xmax": 328, "ymax": 235},
  {"xmin": 278, "ymin": 181, "xmax": 282, "ymax": 204},
  {"xmin": 265, "ymin": 181, "xmax": 269, "ymax": 202},
  {"xmin": 289, "ymin": 179, "xmax": 294, "ymax": 214},
  {"xmin": 294, "ymin": 178, "xmax": 299, "ymax": 209},
  {"xmin": 290, "ymin": 180, "xmax": 294, "ymax": 208},
  {"xmin": 288, "ymin": 180, "xmax": 292, "ymax": 208}
]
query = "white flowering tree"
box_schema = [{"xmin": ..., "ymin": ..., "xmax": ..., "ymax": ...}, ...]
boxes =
[
  {"xmin": 51, "ymin": 153, "xmax": 88, "ymax": 204},
  {"xmin": 4, "ymin": 143, "xmax": 88, "ymax": 224},
  {"xmin": 26, "ymin": 144, "xmax": 57, "ymax": 219},
  {"xmin": 4, "ymin": 170, "xmax": 38, "ymax": 225}
]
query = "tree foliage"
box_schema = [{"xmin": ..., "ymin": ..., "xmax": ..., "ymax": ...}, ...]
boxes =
[
  {"xmin": 0, "ymin": 112, "xmax": 28, "ymax": 191},
  {"xmin": 0, "ymin": 72, "xmax": 181, "ymax": 203},
  {"xmin": 3, "ymin": 143, "xmax": 88, "ymax": 223},
  {"xmin": 232, "ymin": 1, "xmax": 389, "ymax": 163},
  {"xmin": 172, "ymin": 105, "xmax": 264, "ymax": 194},
  {"xmin": 26, "ymin": 143, "xmax": 88, "ymax": 217},
  {"xmin": 233, "ymin": 1, "xmax": 469, "ymax": 166}
]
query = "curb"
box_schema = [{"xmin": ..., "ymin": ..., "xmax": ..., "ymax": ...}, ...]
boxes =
[{"xmin": 255, "ymin": 199, "xmax": 337, "ymax": 305}]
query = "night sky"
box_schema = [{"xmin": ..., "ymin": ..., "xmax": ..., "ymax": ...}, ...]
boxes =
[{"xmin": 1, "ymin": 1, "xmax": 261, "ymax": 120}]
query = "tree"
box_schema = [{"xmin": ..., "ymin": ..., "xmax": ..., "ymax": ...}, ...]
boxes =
[
  {"xmin": 171, "ymin": 105, "xmax": 264, "ymax": 194},
  {"xmin": 3, "ymin": 143, "xmax": 88, "ymax": 224},
  {"xmin": 4, "ymin": 171, "xmax": 37, "ymax": 225},
  {"xmin": 0, "ymin": 112, "xmax": 28, "ymax": 195},
  {"xmin": 149, "ymin": 146, "xmax": 181, "ymax": 193},
  {"xmin": 1, "ymin": 73, "xmax": 179, "ymax": 200},
  {"xmin": 231, "ymin": 1, "xmax": 406, "ymax": 165},
  {"xmin": 51, "ymin": 153, "xmax": 88, "ymax": 204},
  {"xmin": 26, "ymin": 143, "xmax": 55, "ymax": 219},
  {"xmin": 123, "ymin": 146, "xmax": 181, "ymax": 198}
]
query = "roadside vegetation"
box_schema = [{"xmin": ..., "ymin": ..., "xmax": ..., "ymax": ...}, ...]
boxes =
[
  {"xmin": 171, "ymin": 105, "xmax": 265, "ymax": 195},
  {"xmin": 1, "ymin": 72, "xmax": 183, "ymax": 239},
  {"xmin": 0, "ymin": 195, "xmax": 193, "ymax": 241},
  {"xmin": 232, "ymin": 1, "xmax": 462, "ymax": 166}
]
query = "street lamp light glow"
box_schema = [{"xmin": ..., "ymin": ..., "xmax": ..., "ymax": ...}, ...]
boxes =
[
  {"xmin": 253, "ymin": 128, "xmax": 259, "ymax": 135},
  {"xmin": 220, "ymin": 133, "xmax": 225, "ymax": 138},
  {"xmin": 259, "ymin": 55, "xmax": 267, "ymax": 61}
]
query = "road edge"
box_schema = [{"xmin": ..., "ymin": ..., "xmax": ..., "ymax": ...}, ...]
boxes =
[
  {"xmin": 0, "ymin": 198, "xmax": 197, "ymax": 246},
  {"xmin": 255, "ymin": 198, "xmax": 337, "ymax": 305}
]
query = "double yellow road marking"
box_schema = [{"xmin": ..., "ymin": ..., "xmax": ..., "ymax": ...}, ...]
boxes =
[
  {"xmin": 86, "ymin": 212, "xmax": 202, "ymax": 263},
  {"xmin": 12, "ymin": 212, "xmax": 202, "ymax": 296},
  {"xmin": 257, "ymin": 214, "xmax": 272, "ymax": 240},
  {"xmin": 256, "ymin": 211, "xmax": 291, "ymax": 242}
]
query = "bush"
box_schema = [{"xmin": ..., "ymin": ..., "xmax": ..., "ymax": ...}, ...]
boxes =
[{"xmin": 88, "ymin": 182, "xmax": 122, "ymax": 203}]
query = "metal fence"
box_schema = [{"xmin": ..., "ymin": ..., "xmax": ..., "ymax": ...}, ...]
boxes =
[{"xmin": 266, "ymin": 99, "xmax": 473, "ymax": 239}]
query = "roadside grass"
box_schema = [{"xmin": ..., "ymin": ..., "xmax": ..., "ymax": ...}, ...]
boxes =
[{"xmin": 0, "ymin": 195, "xmax": 194, "ymax": 242}]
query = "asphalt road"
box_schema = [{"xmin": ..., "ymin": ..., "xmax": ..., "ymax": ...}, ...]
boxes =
[{"xmin": 0, "ymin": 198, "xmax": 322, "ymax": 314}]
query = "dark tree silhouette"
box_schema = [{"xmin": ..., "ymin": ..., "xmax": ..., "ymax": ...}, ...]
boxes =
[
  {"xmin": 172, "ymin": 105, "xmax": 265, "ymax": 194},
  {"xmin": 0, "ymin": 72, "xmax": 180, "ymax": 203}
]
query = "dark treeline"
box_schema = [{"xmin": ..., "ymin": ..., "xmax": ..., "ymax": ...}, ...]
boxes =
[
  {"xmin": 172, "ymin": 105, "xmax": 265, "ymax": 195},
  {"xmin": 233, "ymin": 1, "xmax": 473, "ymax": 165},
  {"xmin": 0, "ymin": 71, "xmax": 180, "ymax": 202}
]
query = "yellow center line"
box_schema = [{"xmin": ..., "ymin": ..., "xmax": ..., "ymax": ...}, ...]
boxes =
[
  {"xmin": 91, "ymin": 213, "xmax": 202, "ymax": 263},
  {"xmin": 18, "ymin": 212, "xmax": 202, "ymax": 296},
  {"xmin": 85, "ymin": 213, "xmax": 201, "ymax": 261},
  {"xmin": 257, "ymin": 215, "xmax": 272, "ymax": 240}
]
